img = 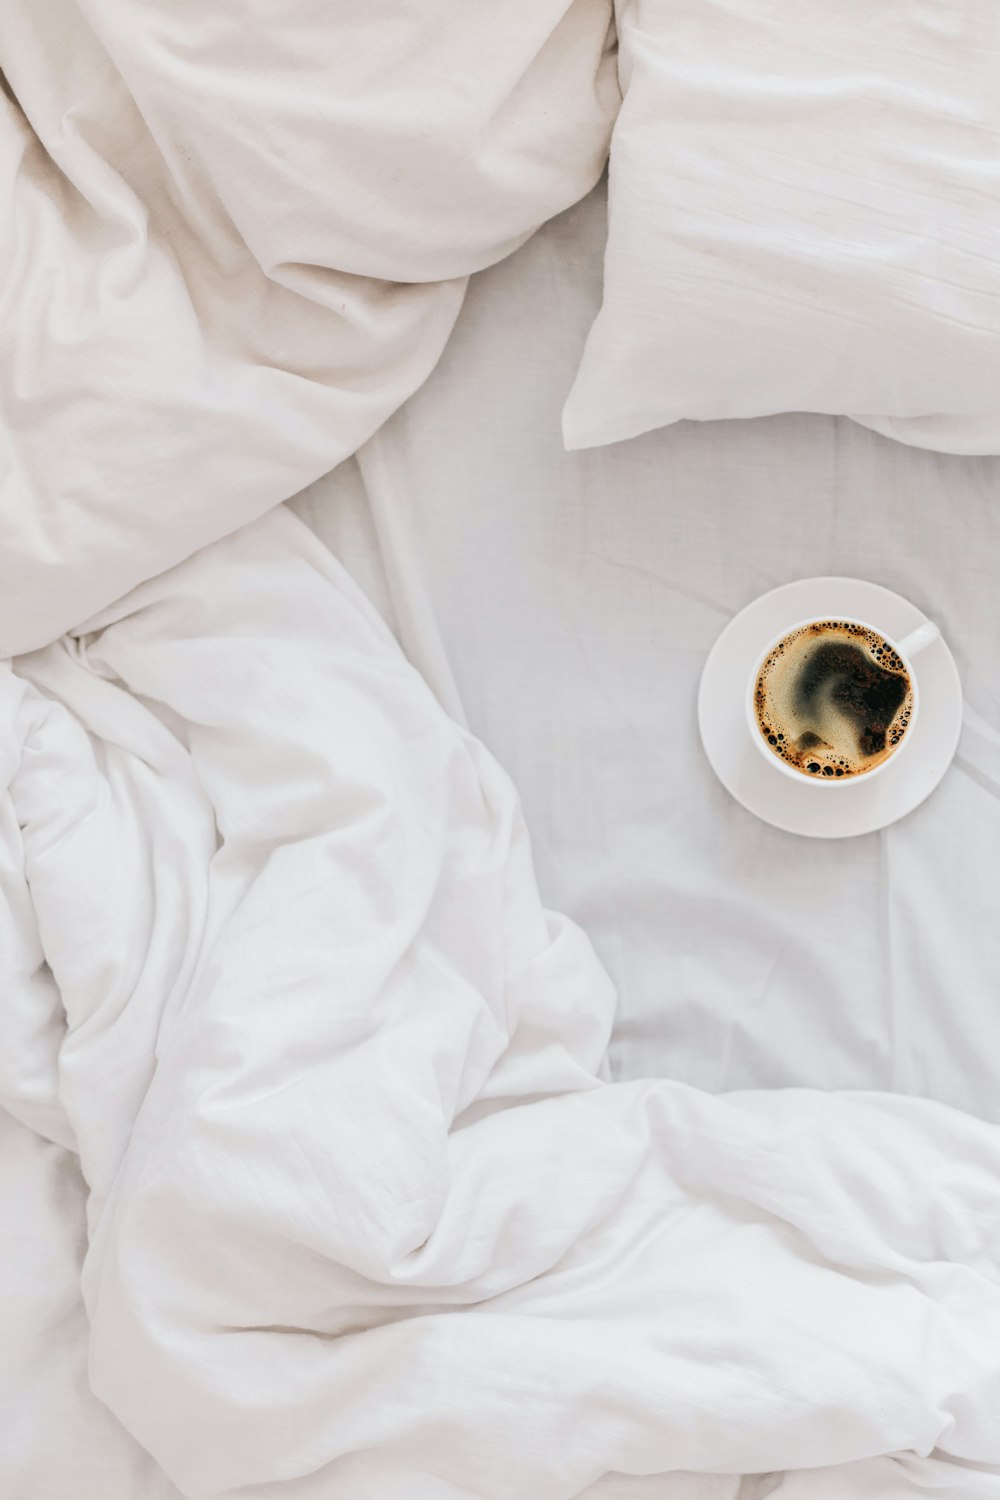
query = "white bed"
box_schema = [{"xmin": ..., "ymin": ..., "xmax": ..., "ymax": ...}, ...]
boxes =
[
  {"xmin": 6, "ymin": 9, "xmax": 1000, "ymax": 1494},
  {"xmin": 294, "ymin": 177, "xmax": 1000, "ymax": 1118}
]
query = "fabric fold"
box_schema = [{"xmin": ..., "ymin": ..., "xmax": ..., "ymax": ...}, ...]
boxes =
[{"xmin": 5, "ymin": 508, "xmax": 1000, "ymax": 1499}]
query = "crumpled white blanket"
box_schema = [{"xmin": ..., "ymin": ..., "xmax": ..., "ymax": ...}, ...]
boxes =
[
  {"xmin": 4, "ymin": 506, "xmax": 1000, "ymax": 1500},
  {"xmin": 0, "ymin": 0, "xmax": 617, "ymax": 656}
]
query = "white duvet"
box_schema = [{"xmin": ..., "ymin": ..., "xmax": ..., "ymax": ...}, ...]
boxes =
[
  {"xmin": 4, "ymin": 507, "xmax": 1000, "ymax": 1499},
  {"xmin": 0, "ymin": 0, "xmax": 617, "ymax": 656},
  {"xmin": 4, "ymin": 3, "xmax": 1000, "ymax": 1497}
]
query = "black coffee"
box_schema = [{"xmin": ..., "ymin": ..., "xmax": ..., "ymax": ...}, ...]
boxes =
[{"xmin": 754, "ymin": 621, "xmax": 913, "ymax": 778}]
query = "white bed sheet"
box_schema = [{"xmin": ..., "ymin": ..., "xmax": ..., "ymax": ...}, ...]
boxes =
[
  {"xmin": 0, "ymin": 1105, "xmax": 182, "ymax": 1499},
  {"xmin": 293, "ymin": 178, "xmax": 1000, "ymax": 1120},
  {"xmin": 4, "ymin": 177, "xmax": 1000, "ymax": 1500},
  {"xmin": 9, "ymin": 508, "xmax": 1000, "ymax": 1500}
]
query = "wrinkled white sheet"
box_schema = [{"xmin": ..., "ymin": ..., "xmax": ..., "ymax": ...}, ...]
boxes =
[
  {"xmin": 0, "ymin": 1107, "xmax": 180, "ymax": 1499},
  {"xmin": 5, "ymin": 507, "xmax": 1000, "ymax": 1500},
  {"xmin": 296, "ymin": 180, "xmax": 1000, "ymax": 1122},
  {"xmin": 0, "ymin": 0, "xmax": 617, "ymax": 656},
  {"xmin": 4, "ymin": 5, "xmax": 1000, "ymax": 1496}
]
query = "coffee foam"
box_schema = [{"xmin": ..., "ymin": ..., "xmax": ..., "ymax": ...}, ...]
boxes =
[{"xmin": 754, "ymin": 621, "xmax": 913, "ymax": 778}]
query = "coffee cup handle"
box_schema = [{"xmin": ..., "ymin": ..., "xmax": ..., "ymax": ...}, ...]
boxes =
[{"xmin": 896, "ymin": 620, "xmax": 940, "ymax": 658}]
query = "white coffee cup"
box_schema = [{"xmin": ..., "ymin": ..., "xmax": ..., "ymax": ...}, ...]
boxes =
[{"xmin": 746, "ymin": 615, "xmax": 940, "ymax": 785}]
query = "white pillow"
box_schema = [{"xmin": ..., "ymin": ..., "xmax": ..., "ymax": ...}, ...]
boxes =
[{"xmin": 563, "ymin": 0, "xmax": 1000, "ymax": 454}]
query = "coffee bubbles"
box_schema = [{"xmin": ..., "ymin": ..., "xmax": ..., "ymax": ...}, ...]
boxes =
[{"xmin": 754, "ymin": 621, "xmax": 913, "ymax": 778}]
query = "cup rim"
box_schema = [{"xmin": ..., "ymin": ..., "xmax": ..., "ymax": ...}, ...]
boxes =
[{"xmin": 746, "ymin": 614, "xmax": 920, "ymax": 786}]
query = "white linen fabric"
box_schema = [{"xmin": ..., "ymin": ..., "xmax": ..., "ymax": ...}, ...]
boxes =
[
  {"xmin": 5, "ymin": 10, "xmax": 1000, "ymax": 1499},
  {"xmin": 562, "ymin": 0, "xmax": 1000, "ymax": 454},
  {"xmin": 4, "ymin": 508, "xmax": 1000, "ymax": 1500},
  {"xmin": 0, "ymin": 0, "xmax": 617, "ymax": 657},
  {"xmin": 0, "ymin": 1107, "xmax": 182, "ymax": 1499},
  {"xmin": 300, "ymin": 181, "xmax": 1000, "ymax": 1123}
]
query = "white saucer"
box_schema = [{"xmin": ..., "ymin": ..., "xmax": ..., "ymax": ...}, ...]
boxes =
[{"xmin": 698, "ymin": 577, "xmax": 963, "ymax": 839}]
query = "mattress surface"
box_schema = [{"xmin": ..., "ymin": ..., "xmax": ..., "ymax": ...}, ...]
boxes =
[{"xmin": 294, "ymin": 179, "xmax": 1000, "ymax": 1119}]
